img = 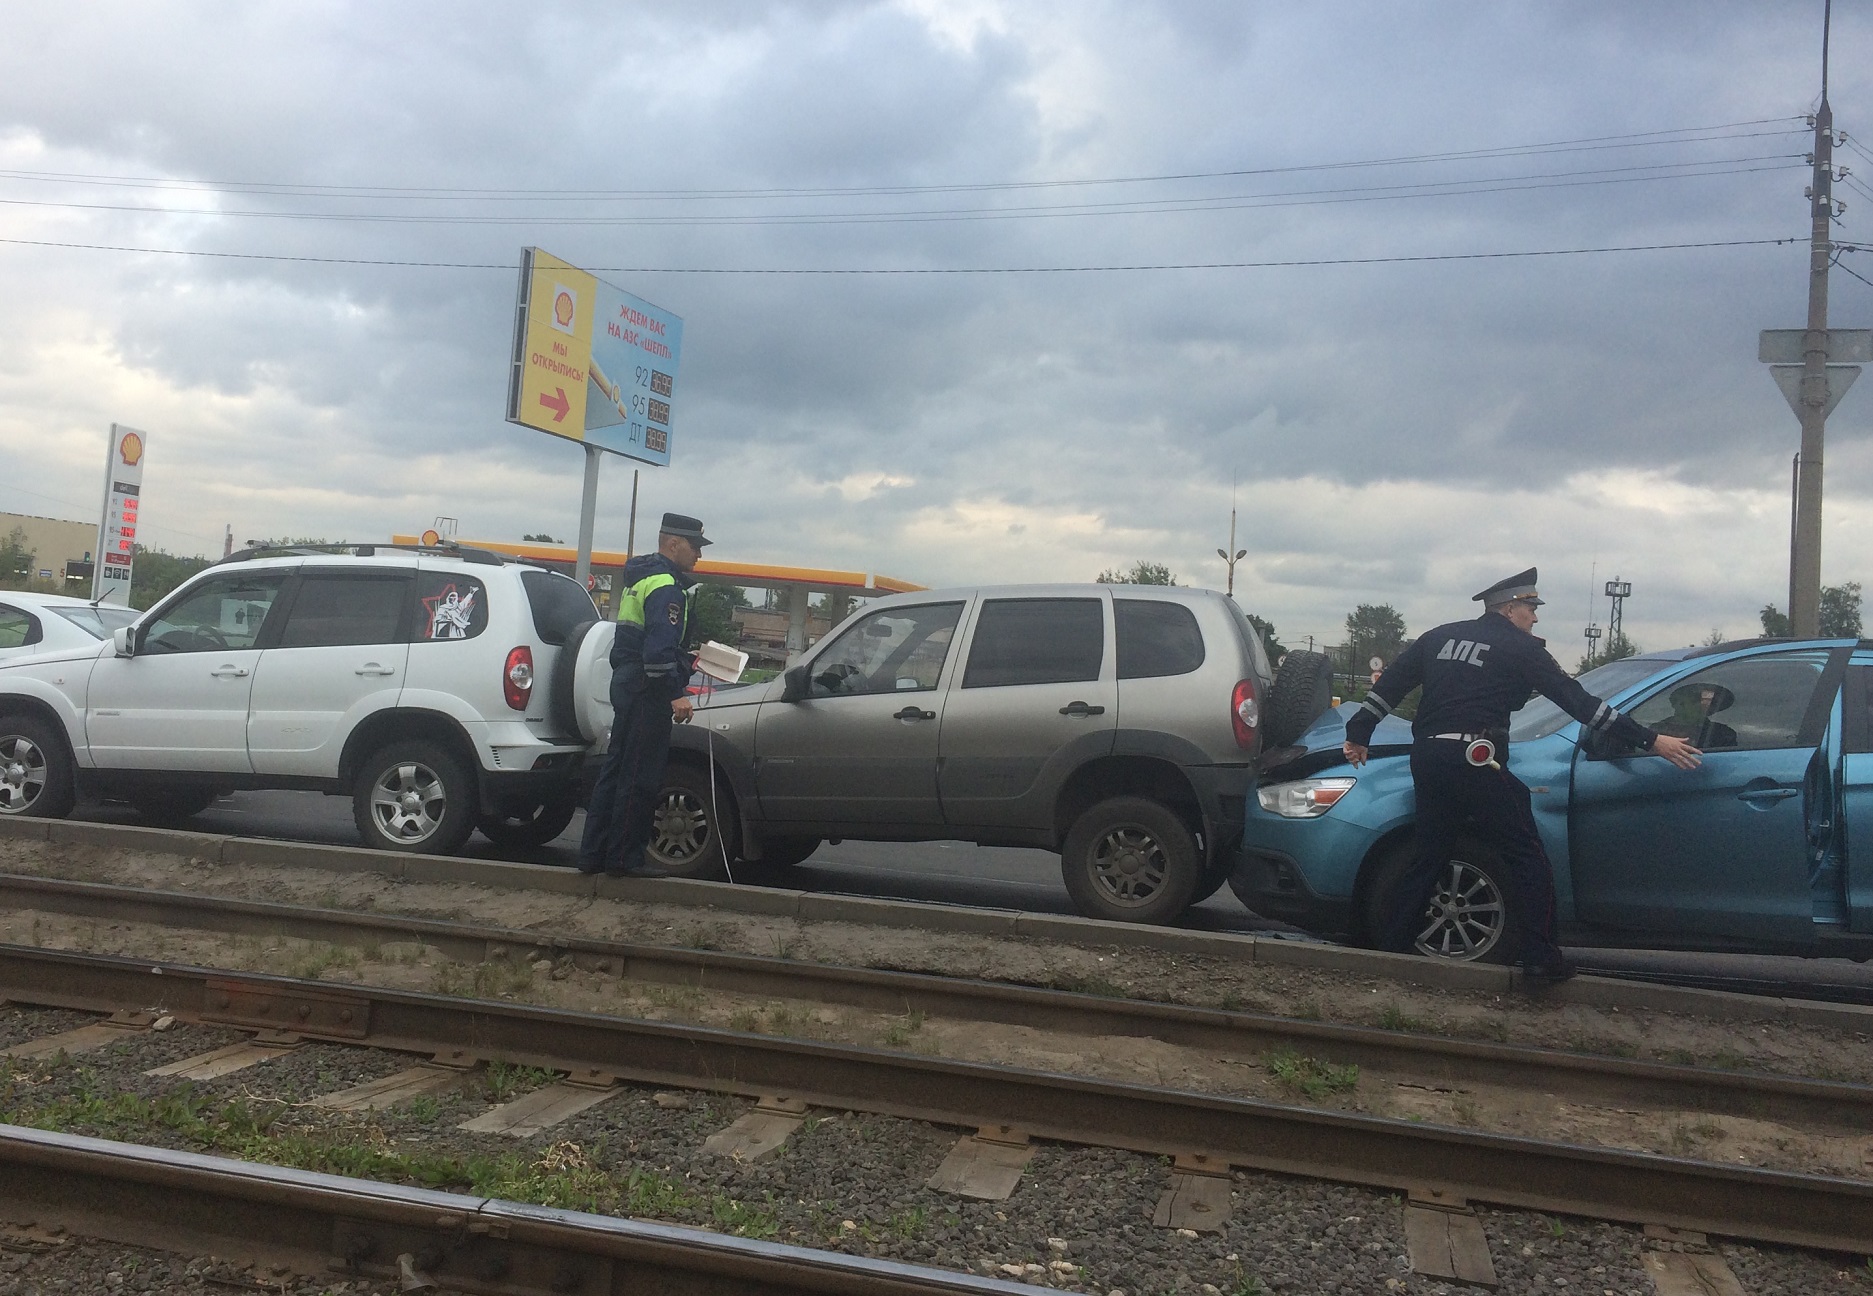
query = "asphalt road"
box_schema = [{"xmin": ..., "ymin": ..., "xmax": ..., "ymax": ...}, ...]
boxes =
[{"xmin": 68, "ymin": 790, "xmax": 1873, "ymax": 999}]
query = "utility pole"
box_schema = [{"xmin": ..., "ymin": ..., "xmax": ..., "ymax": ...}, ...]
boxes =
[{"xmin": 1792, "ymin": 9, "xmax": 1836, "ymax": 637}]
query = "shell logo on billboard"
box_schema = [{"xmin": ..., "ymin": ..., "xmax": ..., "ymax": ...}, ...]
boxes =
[
  {"xmin": 549, "ymin": 284, "xmax": 578, "ymax": 335},
  {"xmin": 118, "ymin": 430, "xmax": 143, "ymax": 466}
]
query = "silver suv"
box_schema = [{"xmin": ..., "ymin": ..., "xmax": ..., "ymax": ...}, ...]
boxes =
[{"xmin": 576, "ymin": 584, "xmax": 1331, "ymax": 924}]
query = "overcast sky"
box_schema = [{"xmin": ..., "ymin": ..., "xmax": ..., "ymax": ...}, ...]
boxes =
[{"xmin": 1, "ymin": 1, "xmax": 1868, "ymax": 654}]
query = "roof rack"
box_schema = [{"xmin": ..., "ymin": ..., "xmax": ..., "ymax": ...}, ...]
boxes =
[{"xmin": 216, "ymin": 542, "xmax": 507, "ymax": 568}]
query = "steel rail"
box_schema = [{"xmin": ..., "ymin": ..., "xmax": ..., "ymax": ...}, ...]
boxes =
[
  {"xmin": 0, "ymin": 944, "xmax": 1866, "ymax": 1254},
  {"xmin": 4, "ymin": 870, "xmax": 1871, "ymax": 1132},
  {"xmin": 0, "ymin": 1123, "xmax": 1028, "ymax": 1295}
]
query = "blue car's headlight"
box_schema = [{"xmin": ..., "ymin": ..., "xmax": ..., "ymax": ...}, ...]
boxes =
[{"xmin": 1257, "ymin": 776, "xmax": 1357, "ymax": 818}]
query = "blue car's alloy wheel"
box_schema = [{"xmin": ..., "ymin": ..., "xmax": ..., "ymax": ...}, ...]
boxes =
[{"xmin": 1412, "ymin": 857, "xmax": 1507, "ymax": 961}]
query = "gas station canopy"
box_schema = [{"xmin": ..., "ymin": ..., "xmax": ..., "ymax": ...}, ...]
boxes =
[{"xmin": 390, "ymin": 535, "xmax": 923, "ymax": 655}]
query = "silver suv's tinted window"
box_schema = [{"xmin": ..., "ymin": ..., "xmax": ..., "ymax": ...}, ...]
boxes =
[
  {"xmin": 278, "ymin": 575, "xmax": 408, "ymax": 648},
  {"xmin": 520, "ymin": 569, "xmax": 599, "ymax": 645},
  {"xmin": 962, "ymin": 598, "xmax": 1103, "ymax": 688},
  {"xmin": 413, "ymin": 574, "xmax": 488, "ymax": 642},
  {"xmin": 808, "ymin": 603, "xmax": 962, "ymax": 697},
  {"xmin": 1115, "ymin": 599, "xmax": 1204, "ymax": 679}
]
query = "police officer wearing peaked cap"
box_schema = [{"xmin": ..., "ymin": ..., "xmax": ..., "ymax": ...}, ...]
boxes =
[
  {"xmin": 1342, "ymin": 568, "xmax": 1703, "ymax": 983},
  {"xmin": 578, "ymin": 513, "xmax": 711, "ymax": 877}
]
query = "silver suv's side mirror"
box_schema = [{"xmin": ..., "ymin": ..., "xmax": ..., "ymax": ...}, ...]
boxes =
[
  {"xmin": 781, "ymin": 665, "xmax": 810, "ymax": 703},
  {"xmin": 111, "ymin": 626, "xmax": 136, "ymax": 658}
]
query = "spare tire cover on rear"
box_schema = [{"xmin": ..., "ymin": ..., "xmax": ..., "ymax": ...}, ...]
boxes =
[
  {"xmin": 1263, "ymin": 649, "xmax": 1335, "ymax": 747},
  {"xmin": 566, "ymin": 620, "xmax": 616, "ymax": 745}
]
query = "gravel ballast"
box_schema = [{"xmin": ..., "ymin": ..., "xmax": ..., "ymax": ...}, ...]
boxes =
[{"xmin": 0, "ymin": 1004, "xmax": 1859, "ymax": 1296}]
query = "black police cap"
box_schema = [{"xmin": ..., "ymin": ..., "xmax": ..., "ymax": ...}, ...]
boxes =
[
  {"xmin": 1473, "ymin": 567, "xmax": 1542, "ymax": 608},
  {"xmin": 659, "ymin": 513, "xmax": 712, "ymax": 547}
]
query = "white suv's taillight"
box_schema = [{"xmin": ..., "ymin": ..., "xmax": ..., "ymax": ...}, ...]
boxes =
[
  {"xmin": 503, "ymin": 646, "xmax": 534, "ymax": 711},
  {"xmin": 1231, "ymin": 678, "xmax": 1259, "ymax": 749}
]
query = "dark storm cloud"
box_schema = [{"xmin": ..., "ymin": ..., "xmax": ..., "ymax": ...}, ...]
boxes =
[{"xmin": 0, "ymin": 0, "xmax": 1866, "ymax": 647}]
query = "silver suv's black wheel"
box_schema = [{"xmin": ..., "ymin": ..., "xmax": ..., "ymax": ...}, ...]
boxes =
[
  {"xmin": 648, "ymin": 763, "xmax": 740, "ymax": 879},
  {"xmin": 0, "ymin": 716, "xmax": 74, "ymax": 819},
  {"xmin": 1060, "ymin": 796, "xmax": 1201, "ymax": 925},
  {"xmin": 477, "ymin": 790, "xmax": 578, "ymax": 851},
  {"xmin": 352, "ymin": 740, "xmax": 477, "ymax": 855}
]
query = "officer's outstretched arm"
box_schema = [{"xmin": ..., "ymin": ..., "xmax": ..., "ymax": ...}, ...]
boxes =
[{"xmin": 1345, "ymin": 638, "xmax": 1424, "ymax": 748}]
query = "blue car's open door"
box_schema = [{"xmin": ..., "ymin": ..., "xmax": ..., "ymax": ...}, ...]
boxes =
[{"xmin": 1568, "ymin": 647, "xmax": 1846, "ymax": 945}]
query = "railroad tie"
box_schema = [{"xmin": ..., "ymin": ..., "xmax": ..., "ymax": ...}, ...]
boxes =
[
  {"xmin": 1152, "ymin": 1153, "xmax": 1233, "ymax": 1233},
  {"xmin": 928, "ymin": 1125, "xmax": 1035, "ymax": 1201},
  {"xmin": 311, "ymin": 1065, "xmax": 463, "ymax": 1112},
  {"xmin": 1641, "ymin": 1226, "xmax": 1746, "ymax": 1296},
  {"xmin": 145, "ymin": 1031, "xmax": 303, "ymax": 1080},
  {"xmin": 701, "ymin": 1095, "xmax": 810, "ymax": 1162},
  {"xmin": 458, "ymin": 1071, "xmax": 621, "ymax": 1137},
  {"xmin": 0, "ymin": 1010, "xmax": 157, "ymax": 1060},
  {"xmin": 1403, "ymin": 1187, "xmax": 1498, "ymax": 1289}
]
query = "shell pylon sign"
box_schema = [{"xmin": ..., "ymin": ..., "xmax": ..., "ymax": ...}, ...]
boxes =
[{"xmin": 505, "ymin": 247, "xmax": 684, "ymax": 468}]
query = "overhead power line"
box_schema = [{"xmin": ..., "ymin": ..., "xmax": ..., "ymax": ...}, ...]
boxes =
[
  {"xmin": 0, "ymin": 157, "xmax": 1802, "ymax": 229},
  {"xmin": 0, "ymin": 116, "xmax": 1806, "ymax": 203},
  {"xmin": 0, "ymin": 234, "xmax": 1802, "ymax": 274}
]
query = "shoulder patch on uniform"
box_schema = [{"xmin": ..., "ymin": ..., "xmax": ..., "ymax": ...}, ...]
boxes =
[{"xmin": 668, "ymin": 603, "xmax": 681, "ymax": 625}]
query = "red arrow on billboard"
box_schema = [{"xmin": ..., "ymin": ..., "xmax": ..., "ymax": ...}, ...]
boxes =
[{"xmin": 538, "ymin": 387, "xmax": 570, "ymax": 422}]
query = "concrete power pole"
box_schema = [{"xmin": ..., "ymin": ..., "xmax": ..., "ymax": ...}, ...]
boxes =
[{"xmin": 1792, "ymin": 33, "xmax": 1836, "ymax": 638}]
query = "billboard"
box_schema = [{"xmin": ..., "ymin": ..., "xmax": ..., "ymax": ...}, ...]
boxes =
[
  {"xmin": 506, "ymin": 248, "xmax": 683, "ymax": 467},
  {"xmin": 93, "ymin": 424, "xmax": 148, "ymax": 606}
]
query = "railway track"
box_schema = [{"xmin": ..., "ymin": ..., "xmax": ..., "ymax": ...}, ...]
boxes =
[
  {"xmin": 0, "ymin": 940, "xmax": 1865, "ymax": 1261},
  {"xmin": 0, "ymin": 1123, "xmax": 1029, "ymax": 1295},
  {"xmin": 3, "ymin": 869, "xmax": 1871, "ymax": 1136}
]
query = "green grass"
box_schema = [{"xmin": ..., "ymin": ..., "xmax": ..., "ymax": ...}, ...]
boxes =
[
  {"xmin": 880, "ymin": 1010, "xmax": 926, "ymax": 1048},
  {"xmin": 482, "ymin": 1061, "xmax": 557, "ymax": 1103},
  {"xmin": 1264, "ymin": 1048, "xmax": 1360, "ymax": 1100},
  {"xmin": 0, "ymin": 1062, "xmax": 779, "ymax": 1238},
  {"xmin": 1376, "ymin": 1003, "xmax": 1429, "ymax": 1033}
]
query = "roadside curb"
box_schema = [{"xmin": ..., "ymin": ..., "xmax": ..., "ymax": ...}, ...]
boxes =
[{"xmin": 6, "ymin": 815, "xmax": 1868, "ymax": 1031}]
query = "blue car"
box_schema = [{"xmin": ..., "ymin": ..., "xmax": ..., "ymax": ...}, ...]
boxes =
[{"xmin": 1231, "ymin": 637, "xmax": 1873, "ymax": 961}]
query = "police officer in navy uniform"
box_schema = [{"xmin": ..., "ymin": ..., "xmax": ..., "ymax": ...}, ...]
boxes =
[
  {"xmin": 1342, "ymin": 568, "xmax": 1703, "ymax": 983},
  {"xmin": 578, "ymin": 513, "xmax": 709, "ymax": 877}
]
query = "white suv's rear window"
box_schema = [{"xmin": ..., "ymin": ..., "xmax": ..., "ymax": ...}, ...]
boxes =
[
  {"xmin": 415, "ymin": 573, "xmax": 488, "ymax": 641},
  {"xmin": 1115, "ymin": 599, "xmax": 1205, "ymax": 679}
]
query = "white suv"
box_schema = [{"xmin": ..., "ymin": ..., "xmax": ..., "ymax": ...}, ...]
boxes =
[{"xmin": 0, "ymin": 545, "xmax": 600, "ymax": 854}]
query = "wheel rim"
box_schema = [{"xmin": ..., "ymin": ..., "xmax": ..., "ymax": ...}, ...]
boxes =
[
  {"xmin": 0, "ymin": 736, "xmax": 46, "ymax": 814},
  {"xmin": 369, "ymin": 761, "xmax": 448, "ymax": 843},
  {"xmin": 1088, "ymin": 825, "xmax": 1170, "ymax": 907},
  {"xmin": 651, "ymin": 789, "xmax": 711, "ymax": 863},
  {"xmin": 1411, "ymin": 857, "xmax": 1506, "ymax": 960}
]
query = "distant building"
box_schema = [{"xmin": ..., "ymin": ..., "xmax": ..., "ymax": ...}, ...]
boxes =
[{"xmin": 0, "ymin": 512, "xmax": 96, "ymax": 588}]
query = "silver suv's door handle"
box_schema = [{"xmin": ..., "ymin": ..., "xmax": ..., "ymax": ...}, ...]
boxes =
[
  {"xmin": 894, "ymin": 706, "xmax": 936, "ymax": 722},
  {"xmin": 1737, "ymin": 787, "xmax": 1798, "ymax": 804},
  {"xmin": 355, "ymin": 664, "xmax": 397, "ymax": 676},
  {"xmin": 210, "ymin": 665, "xmax": 249, "ymax": 679},
  {"xmin": 1059, "ymin": 701, "xmax": 1106, "ymax": 717}
]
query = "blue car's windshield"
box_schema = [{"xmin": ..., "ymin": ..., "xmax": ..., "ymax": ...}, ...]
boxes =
[{"xmin": 1508, "ymin": 657, "xmax": 1667, "ymax": 742}]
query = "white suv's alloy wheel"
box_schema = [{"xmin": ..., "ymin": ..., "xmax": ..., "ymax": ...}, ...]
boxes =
[
  {"xmin": 369, "ymin": 761, "xmax": 448, "ymax": 843},
  {"xmin": 0, "ymin": 735, "xmax": 45, "ymax": 813},
  {"xmin": 1412, "ymin": 858, "xmax": 1506, "ymax": 961}
]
